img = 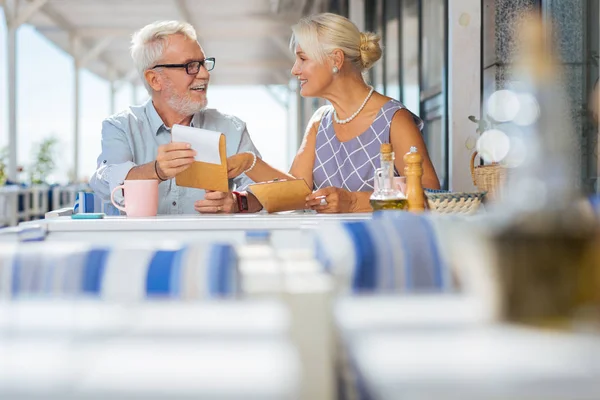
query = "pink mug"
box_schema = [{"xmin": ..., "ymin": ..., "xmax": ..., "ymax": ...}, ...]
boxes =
[{"xmin": 110, "ymin": 180, "xmax": 158, "ymax": 217}]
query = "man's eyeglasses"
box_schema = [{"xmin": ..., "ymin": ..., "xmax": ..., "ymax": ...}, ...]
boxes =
[{"xmin": 151, "ymin": 58, "xmax": 216, "ymax": 75}]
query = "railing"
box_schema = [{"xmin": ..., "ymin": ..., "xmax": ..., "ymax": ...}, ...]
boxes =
[{"xmin": 0, "ymin": 184, "xmax": 89, "ymax": 226}]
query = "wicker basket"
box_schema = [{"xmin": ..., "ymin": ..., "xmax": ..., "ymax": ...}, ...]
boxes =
[
  {"xmin": 470, "ymin": 151, "xmax": 506, "ymax": 201},
  {"xmin": 425, "ymin": 189, "xmax": 486, "ymax": 215}
]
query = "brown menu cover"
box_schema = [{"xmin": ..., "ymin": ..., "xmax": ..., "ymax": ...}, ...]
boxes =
[
  {"xmin": 175, "ymin": 134, "xmax": 229, "ymax": 192},
  {"xmin": 249, "ymin": 179, "xmax": 312, "ymax": 213}
]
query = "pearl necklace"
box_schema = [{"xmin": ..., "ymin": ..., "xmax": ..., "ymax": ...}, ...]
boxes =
[{"xmin": 333, "ymin": 86, "xmax": 374, "ymax": 124}]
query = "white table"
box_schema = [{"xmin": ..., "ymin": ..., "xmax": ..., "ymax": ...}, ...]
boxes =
[
  {"xmin": 335, "ymin": 295, "xmax": 600, "ymax": 400},
  {"xmin": 0, "ymin": 300, "xmax": 299, "ymax": 399},
  {"xmin": 10, "ymin": 213, "xmax": 372, "ymax": 248}
]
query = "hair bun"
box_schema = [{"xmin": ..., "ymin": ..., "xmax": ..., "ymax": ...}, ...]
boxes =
[{"xmin": 359, "ymin": 32, "xmax": 382, "ymax": 70}]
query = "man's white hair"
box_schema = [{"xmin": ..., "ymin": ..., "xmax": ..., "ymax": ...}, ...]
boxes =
[{"xmin": 130, "ymin": 20, "xmax": 198, "ymax": 93}]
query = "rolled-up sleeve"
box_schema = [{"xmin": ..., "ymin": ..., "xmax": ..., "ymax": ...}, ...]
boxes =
[
  {"xmin": 233, "ymin": 126, "xmax": 262, "ymax": 190},
  {"xmin": 89, "ymin": 119, "xmax": 136, "ymax": 204}
]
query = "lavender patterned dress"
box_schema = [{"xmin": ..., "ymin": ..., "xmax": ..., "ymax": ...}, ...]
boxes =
[{"xmin": 312, "ymin": 99, "xmax": 424, "ymax": 191}]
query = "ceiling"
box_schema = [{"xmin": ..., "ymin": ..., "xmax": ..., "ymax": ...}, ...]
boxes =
[{"xmin": 17, "ymin": 0, "xmax": 326, "ymax": 86}]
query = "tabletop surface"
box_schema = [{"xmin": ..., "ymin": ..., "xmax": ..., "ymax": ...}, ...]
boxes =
[
  {"xmin": 19, "ymin": 212, "xmax": 373, "ymax": 232},
  {"xmin": 336, "ymin": 295, "xmax": 600, "ymax": 400}
]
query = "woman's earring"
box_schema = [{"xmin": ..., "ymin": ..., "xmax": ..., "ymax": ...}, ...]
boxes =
[{"xmin": 332, "ymin": 66, "xmax": 339, "ymax": 74}]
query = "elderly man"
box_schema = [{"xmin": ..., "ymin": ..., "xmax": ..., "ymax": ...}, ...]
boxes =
[{"xmin": 90, "ymin": 20, "xmax": 262, "ymax": 214}]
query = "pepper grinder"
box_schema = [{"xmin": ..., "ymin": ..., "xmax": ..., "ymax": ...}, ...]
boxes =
[{"xmin": 404, "ymin": 146, "xmax": 425, "ymax": 213}]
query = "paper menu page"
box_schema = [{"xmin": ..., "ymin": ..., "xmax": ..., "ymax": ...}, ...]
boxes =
[{"xmin": 171, "ymin": 124, "xmax": 222, "ymax": 165}]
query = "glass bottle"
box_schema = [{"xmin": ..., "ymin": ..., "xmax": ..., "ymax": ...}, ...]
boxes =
[{"xmin": 370, "ymin": 143, "xmax": 408, "ymax": 211}]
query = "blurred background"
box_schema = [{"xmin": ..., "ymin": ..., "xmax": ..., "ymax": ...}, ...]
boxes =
[
  {"xmin": 1, "ymin": 1, "xmax": 600, "ymax": 399},
  {"xmin": 2, "ymin": 0, "xmax": 596, "ymax": 192}
]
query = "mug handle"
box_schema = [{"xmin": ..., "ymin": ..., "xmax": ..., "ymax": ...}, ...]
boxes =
[{"xmin": 110, "ymin": 185, "xmax": 127, "ymax": 213}]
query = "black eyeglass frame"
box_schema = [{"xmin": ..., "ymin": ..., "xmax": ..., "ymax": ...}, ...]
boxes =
[{"xmin": 150, "ymin": 57, "xmax": 216, "ymax": 74}]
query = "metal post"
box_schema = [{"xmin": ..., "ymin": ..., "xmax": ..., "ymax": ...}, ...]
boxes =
[
  {"xmin": 5, "ymin": 0, "xmax": 47, "ymax": 182},
  {"xmin": 296, "ymin": 82, "xmax": 304, "ymax": 154},
  {"xmin": 71, "ymin": 35, "xmax": 81, "ymax": 183},
  {"xmin": 131, "ymin": 82, "xmax": 138, "ymax": 105},
  {"xmin": 110, "ymin": 80, "xmax": 116, "ymax": 115},
  {"xmin": 108, "ymin": 68, "xmax": 117, "ymax": 115},
  {"xmin": 73, "ymin": 66, "xmax": 80, "ymax": 182},
  {"xmin": 6, "ymin": 11, "xmax": 17, "ymax": 181}
]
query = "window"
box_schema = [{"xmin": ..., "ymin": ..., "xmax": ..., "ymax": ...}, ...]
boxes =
[
  {"xmin": 419, "ymin": 0, "xmax": 448, "ymax": 189},
  {"xmin": 401, "ymin": 0, "xmax": 420, "ymax": 113},
  {"xmin": 385, "ymin": 0, "xmax": 401, "ymax": 100}
]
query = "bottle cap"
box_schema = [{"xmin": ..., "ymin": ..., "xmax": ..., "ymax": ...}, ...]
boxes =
[{"xmin": 381, "ymin": 143, "xmax": 393, "ymax": 153}]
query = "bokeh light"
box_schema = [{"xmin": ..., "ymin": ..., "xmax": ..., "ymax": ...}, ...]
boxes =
[
  {"xmin": 487, "ymin": 90, "xmax": 520, "ymax": 122},
  {"xmin": 513, "ymin": 93, "xmax": 540, "ymax": 126},
  {"xmin": 476, "ymin": 129, "xmax": 510, "ymax": 163}
]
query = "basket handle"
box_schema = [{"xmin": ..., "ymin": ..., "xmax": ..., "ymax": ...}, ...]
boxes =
[{"xmin": 470, "ymin": 151, "xmax": 478, "ymax": 186}]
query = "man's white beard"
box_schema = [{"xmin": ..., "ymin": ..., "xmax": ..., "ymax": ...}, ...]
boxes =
[{"xmin": 164, "ymin": 80, "xmax": 207, "ymax": 117}]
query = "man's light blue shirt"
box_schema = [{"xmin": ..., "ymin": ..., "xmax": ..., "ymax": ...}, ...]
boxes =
[{"xmin": 89, "ymin": 99, "xmax": 261, "ymax": 214}]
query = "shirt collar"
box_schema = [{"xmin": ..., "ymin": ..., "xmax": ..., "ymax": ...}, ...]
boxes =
[
  {"xmin": 144, "ymin": 99, "xmax": 167, "ymax": 136},
  {"xmin": 145, "ymin": 99, "xmax": 198, "ymax": 135}
]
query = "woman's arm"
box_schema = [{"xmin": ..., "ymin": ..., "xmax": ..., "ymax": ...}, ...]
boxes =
[
  {"xmin": 227, "ymin": 107, "xmax": 325, "ymax": 187},
  {"xmin": 289, "ymin": 106, "xmax": 329, "ymax": 188},
  {"xmin": 389, "ymin": 109, "xmax": 441, "ymax": 190},
  {"xmin": 227, "ymin": 155, "xmax": 295, "ymax": 182}
]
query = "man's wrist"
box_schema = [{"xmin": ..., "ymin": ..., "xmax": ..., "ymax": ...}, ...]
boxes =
[
  {"xmin": 231, "ymin": 192, "xmax": 240, "ymax": 213},
  {"xmin": 154, "ymin": 160, "xmax": 167, "ymax": 181},
  {"xmin": 246, "ymin": 192, "xmax": 263, "ymax": 213},
  {"xmin": 232, "ymin": 191, "xmax": 248, "ymax": 213}
]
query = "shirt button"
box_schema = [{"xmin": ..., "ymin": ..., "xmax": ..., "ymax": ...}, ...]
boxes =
[{"xmin": 172, "ymin": 201, "xmax": 177, "ymax": 206}]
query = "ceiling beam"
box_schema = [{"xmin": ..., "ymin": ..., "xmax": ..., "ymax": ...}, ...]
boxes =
[
  {"xmin": 77, "ymin": 37, "xmax": 113, "ymax": 68},
  {"xmin": 8, "ymin": 0, "xmax": 47, "ymax": 29},
  {"xmin": 36, "ymin": 26, "xmax": 290, "ymax": 40},
  {"xmin": 174, "ymin": 0, "xmax": 198, "ymax": 29},
  {"xmin": 269, "ymin": 36, "xmax": 295, "ymax": 62},
  {"xmin": 217, "ymin": 59, "xmax": 292, "ymax": 69},
  {"xmin": 39, "ymin": 2, "xmax": 125, "ymax": 76}
]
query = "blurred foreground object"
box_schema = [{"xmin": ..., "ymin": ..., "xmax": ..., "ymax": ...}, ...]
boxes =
[
  {"xmin": 470, "ymin": 149, "xmax": 506, "ymax": 201},
  {"xmin": 487, "ymin": 13, "xmax": 600, "ymax": 327}
]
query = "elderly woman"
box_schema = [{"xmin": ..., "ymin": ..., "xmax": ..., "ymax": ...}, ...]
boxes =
[{"xmin": 228, "ymin": 13, "xmax": 440, "ymax": 213}]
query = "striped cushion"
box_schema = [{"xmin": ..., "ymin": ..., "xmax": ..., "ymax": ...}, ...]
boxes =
[
  {"xmin": 315, "ymin": 212, "xmax": 453, "ymax": 293},
  {"xmin": 0, "ymin": 242, "xmax": 239, "ymax": 300}
]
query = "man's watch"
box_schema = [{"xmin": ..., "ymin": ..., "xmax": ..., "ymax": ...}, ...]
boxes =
[{"xmin": 232, "ymin": 191, "xmax": 249, "ymax": 213}]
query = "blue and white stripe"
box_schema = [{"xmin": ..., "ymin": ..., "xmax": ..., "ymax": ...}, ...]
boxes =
[
  {"xmin": 0, "ymin": 242, "xmax": 239, "ymax": 299},
  {"xmin": 315, "ymin": 212, "xmax": 454, "ymax": 293}
]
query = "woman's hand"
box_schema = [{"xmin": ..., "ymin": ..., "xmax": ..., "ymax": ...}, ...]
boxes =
[
  {"xmin": 226, "ymin": 153, "xmax": 253, "ymax": 178},
  {"xmin": 305, "ymin": 187, "xmax": 357, "ymax": 213}
]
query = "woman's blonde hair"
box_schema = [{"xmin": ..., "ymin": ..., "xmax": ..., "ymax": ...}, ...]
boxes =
[{"xmin": 290, "ymin": 13, "xmax": 382, "ymax": 72}]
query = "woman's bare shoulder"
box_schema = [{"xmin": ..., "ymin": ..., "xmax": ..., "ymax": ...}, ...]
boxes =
[{"xmin": 304, "ymin": 105, "xmax": 332, "ymax": 137}]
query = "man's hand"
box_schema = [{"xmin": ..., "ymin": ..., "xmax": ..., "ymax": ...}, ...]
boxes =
[
  {"xmin": 226, "ymin": 153, "xmax": 253, "ymax": 178},
  {"xmin": 305, "ymin": 186, "xmax": 357, "ymax": 213},
  {"xmin": 194, "ymin": 190, "xmax": 238, "ymax": 214},
  {"xmin": 156, "ymin": 142, "xmax": 196, "ymax": 179}
]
